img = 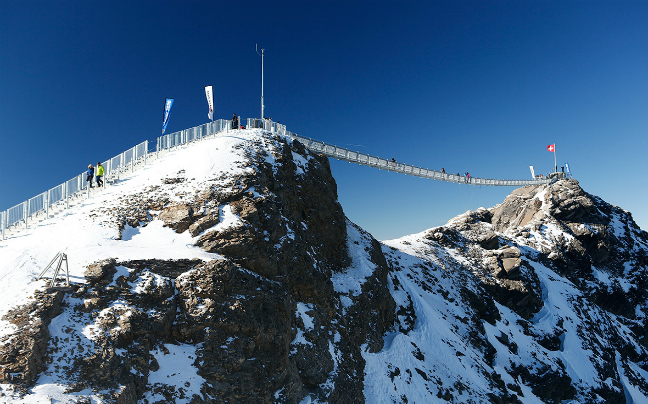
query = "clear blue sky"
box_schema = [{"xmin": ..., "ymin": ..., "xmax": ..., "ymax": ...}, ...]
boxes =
[{"xmin": 1, "ymin": 0, "xmax": 647, "ymax": 240}]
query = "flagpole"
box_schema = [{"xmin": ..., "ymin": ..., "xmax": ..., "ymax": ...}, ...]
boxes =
[
  {"xmin": 256, "ymin": 44, "xmax": 264, "ymax": 119},
  {"xmin": 554, "ymin": 145, "xmax": 557, "ymax": 173}
]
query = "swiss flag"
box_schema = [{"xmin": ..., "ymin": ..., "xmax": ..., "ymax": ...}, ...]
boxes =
[{"xmin": 547, "ymin": 144, "xmax": 555, "ymax": 152}]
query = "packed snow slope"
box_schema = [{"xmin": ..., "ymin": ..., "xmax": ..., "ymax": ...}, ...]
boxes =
[{"xmin": 0, "ymin": 129, "xmax": 647, "ymax": 403}]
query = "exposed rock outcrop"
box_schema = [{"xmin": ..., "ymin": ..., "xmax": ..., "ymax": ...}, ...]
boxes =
[
  {"xmin": 0, "ymin": 289, "xmax": 67, "ymax": 386},
  {"xmin": 0, "ymin": 132, "xmax": 395, "ymax": 403},
  {"xmin": 384, "ymin": 178, "xmax": 648, "ymax": 403}
]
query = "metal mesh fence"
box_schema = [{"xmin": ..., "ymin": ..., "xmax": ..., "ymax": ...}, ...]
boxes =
[{"xmin": 2, "ymin": 139, "xmax": 149, "ymax": 237}]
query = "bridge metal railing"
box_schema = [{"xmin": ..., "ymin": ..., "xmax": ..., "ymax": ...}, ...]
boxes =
[
  {"xmin": 243, "ymin": 118, "xmax": 555, "ymax": 187},
  {"xmin": 157, "ymin": 119, "xmax": 231, "ymax": 152},
  {"xmin": 286, "ymin": 134, "xmax": 556, "ymax": 187},
  {"xmin": 1, "ymin": 117, "xmax": 557, "ymax": 241}
]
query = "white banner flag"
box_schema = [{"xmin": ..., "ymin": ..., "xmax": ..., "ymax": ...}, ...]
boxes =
[{"xmin": 205, "ymin": 86, "xmax": 214, "ymax": 121}]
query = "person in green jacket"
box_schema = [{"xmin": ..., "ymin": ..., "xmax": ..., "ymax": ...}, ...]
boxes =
[{"xmin": 96, "ymin": 162, "xmax": 105, "ymax": 187}]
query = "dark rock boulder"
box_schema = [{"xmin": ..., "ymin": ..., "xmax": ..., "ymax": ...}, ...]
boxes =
[
  {"xmin": 158, "ymin": 203, "xmax": 194, "ymax": 233},
  {"xmin": 0, "ymin": 289, "xmax": 66, "ymax": 386},
  {"xmin": 188, "ymin": 212, "xmax": 220, "ymax": 236},
  {"xmin": 478, "ymin": 233, "xmax": 500, "ymax": 250},
  {"xmin": 84, "ymin": 258, "xmax": 117, "ymax": 285},
  {"xmin": 490, "ymin": 186, "xmax": 544, "ymax": 233},
  {"xmin": 501, "ymin": 257, "xmax": 522, "ymax": 278}
]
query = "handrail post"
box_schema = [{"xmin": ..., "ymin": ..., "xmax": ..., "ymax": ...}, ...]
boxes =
[
  {"xmin": 45, "ymin": 191, "xmax": 49, "ymax": 219},
  {"xmin": 107, "ymin": 159, "xmax": 111, "ymax": 186},
  {"xmin": 24, "ymin": 201, "xmax": 28, "ymax": 229},
  {"xmin": 119, "ymin": 153, "xmax": 123, "ymax": 181}
]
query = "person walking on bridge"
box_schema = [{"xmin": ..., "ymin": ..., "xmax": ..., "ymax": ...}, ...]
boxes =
[{"xmin": 96, "ymin": 162, "xmax": 105, "ymax": 188}]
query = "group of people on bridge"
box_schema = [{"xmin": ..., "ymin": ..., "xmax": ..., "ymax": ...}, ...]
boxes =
[
  {"xmin": 388, "ymin": 160, "xmax": 474, "ymax": 183},
  {"xmin": 433, "ymin": 166, "xmax": 473, "ymax": 183}
]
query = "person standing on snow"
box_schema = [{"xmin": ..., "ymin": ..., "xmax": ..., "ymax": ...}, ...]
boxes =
[
  {"xmin": 86, "ymin": 164, "xmax": 95, "ymax": 188},
  {"xmin": 96, "ymin": 162, "xmax": 105, "ymax": 187},
  {"xmin": 232, "ymin": 113, "xmax": 239, "ymax": 130}
]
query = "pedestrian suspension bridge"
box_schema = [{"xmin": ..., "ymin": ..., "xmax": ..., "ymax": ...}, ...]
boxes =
[{"xmin": 0, "ymin": 118, "xmax": 561, "ymax": 241}]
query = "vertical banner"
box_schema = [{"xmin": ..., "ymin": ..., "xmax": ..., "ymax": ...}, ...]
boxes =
[
  {"xmin": 162, "ymin": 98, "xmax": 174, "ymax": 135},
  {"xmin": 565, "ymin": 163, "xmax": 570, "ymax": 174},
  {"xmin": 529, "ymin": 165, "xmax": 535, "ymax": 179},
  {"xmin": 205, "ymin": 86, "xmax": 214, "ymax": 121}
]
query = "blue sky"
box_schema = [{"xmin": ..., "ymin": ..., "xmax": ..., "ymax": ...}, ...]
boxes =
[{"xmin": 1, "ymin": 0, "xmax": 646, "ymax": 240}]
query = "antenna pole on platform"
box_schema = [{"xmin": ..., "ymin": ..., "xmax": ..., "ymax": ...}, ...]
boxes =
[{"xmin": 256, "ymin": 44, "xmax": 265, "ymax": 120}]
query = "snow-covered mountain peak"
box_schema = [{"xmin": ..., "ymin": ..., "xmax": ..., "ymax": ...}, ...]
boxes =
[{"xmin": 1, "ymin": 130, "xmax": 647, "ymax": 403}]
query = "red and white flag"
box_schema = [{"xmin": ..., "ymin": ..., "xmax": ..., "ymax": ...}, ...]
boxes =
[{"xmin": 547, "ymin": 144, "xmax": 555, "ymax": 152}]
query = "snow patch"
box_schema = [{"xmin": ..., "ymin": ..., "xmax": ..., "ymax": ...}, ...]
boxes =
[
  {"xmin": 142, "ymin": 343, "xmax": 206, "ymax": 403},
  {"xmin": 331, "ymin": 222, "xmax": 377, "ymax": 310}
]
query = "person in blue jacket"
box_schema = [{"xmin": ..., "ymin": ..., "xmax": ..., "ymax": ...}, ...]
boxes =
[{"xmin": 86, "ymin": 164, "xmax": 94, "ymax": 188}]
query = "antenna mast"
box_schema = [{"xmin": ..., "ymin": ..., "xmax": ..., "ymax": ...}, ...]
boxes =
[{"xmin": 256, "ymin": 44, "xmax": 265, "ymax": 119}]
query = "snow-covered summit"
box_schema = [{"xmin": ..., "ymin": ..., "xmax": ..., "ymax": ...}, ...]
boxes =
[{"xmin": 0, "ymin": 129, "xmax": 647, "ymax": 403}]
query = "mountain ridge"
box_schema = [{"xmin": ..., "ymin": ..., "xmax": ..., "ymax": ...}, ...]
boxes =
[{"xmin": 0, "ymin": 129, "xmax": 646, "ymax": 403}]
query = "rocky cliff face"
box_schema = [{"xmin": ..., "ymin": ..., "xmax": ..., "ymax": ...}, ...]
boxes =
[
  {"xmin": 0, "ymin": 131, "xmax": 395, "ymax": 403},
  {"xmin": 376, "ymin": 178, "xmax": 648, "ymax": 403},
  {"xmin": 1, "ymin": 130, "xmax": 648, "ymax": 404}
]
